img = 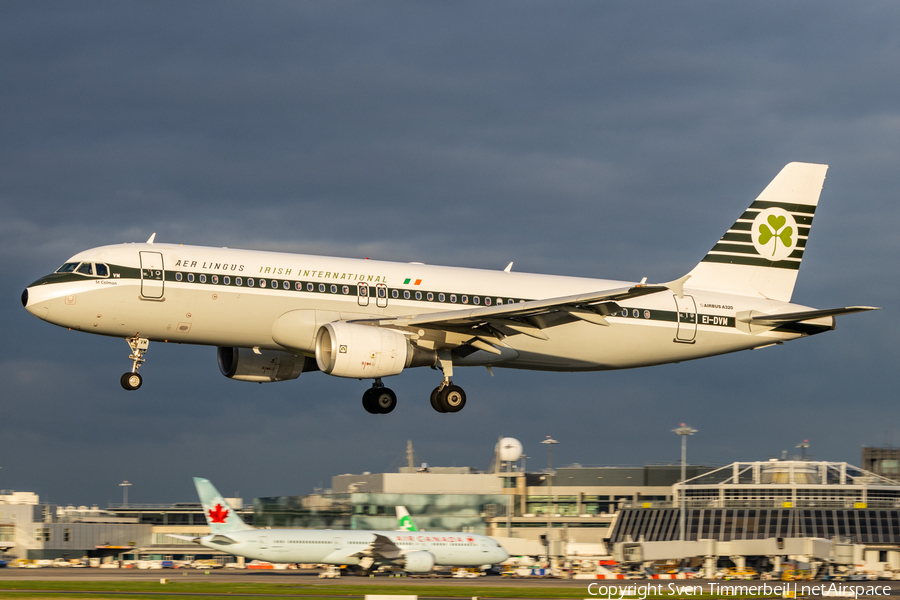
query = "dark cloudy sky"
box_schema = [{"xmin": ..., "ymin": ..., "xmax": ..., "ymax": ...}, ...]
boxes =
[{"xmin": 2, "ymin": 1, "xmax": 898, "ymax": 506}]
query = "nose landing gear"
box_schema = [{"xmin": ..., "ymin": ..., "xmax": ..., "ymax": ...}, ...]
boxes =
[{"xmin": 121, "ymin": 336, "xmax": 149, "ymax": 391}]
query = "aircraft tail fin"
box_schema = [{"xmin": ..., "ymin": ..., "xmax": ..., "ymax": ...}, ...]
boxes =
[
  {"xmin": 686, "ymin": 162, "xmax": 828, "ymax": 302},
  {"xmin": 396, "ymin": 506, "xmax": 419, "ymax": 531},
  {"xmin": 193, "ymin": 477, "xmax": 251, "ymax": 534}
]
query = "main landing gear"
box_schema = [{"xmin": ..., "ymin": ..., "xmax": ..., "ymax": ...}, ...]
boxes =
[
  {"xmin": 362, "ymin": 379, "xmax": 397, "ymax": 414},
  {"xmin": 360, "ymin": 354, "xmax": 468, "ymax": 414},
  {"xmin": 121, "ymin": 336, "xmax": 149, "ymax": 391},
  {"xmin": 430, "ymin": 352, "xmax": 466, "ymax": 413}
]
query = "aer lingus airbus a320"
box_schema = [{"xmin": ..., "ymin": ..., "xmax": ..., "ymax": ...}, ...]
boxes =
[
  {"xmin": 22, "ymin": 163, "xmax": 877, "ymax": 414},
  {"xmin": 174, "ymin": 478, "xmax": 508, "ymax": 574}
]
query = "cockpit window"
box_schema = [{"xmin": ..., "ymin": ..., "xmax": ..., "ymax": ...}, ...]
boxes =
[
  {"xmin": 95, "ymin": 263, "xmax": 109, "ymax": 277},
  {"xmin": 56, "ymin": 263, "xmax": 79, "ymax": 273},
  {"xmin": 76, "ymin": 263, "xmax": 94, "ymax": 276}
]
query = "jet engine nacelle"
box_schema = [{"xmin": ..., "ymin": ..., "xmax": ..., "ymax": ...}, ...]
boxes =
[
  {"xmin": 400, "ymin": 550, "xmax": 435, "ymax": 573},
  {"xmin": 315, "ymin": 322, "xmax": 436, "ymax": 379},
  {"xmin": 217, "ymin": 347, "xmax": 317, "ymax": 383}
]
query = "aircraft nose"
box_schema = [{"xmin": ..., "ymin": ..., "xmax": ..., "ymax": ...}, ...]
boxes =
[{"xmin": 22, "ymin": 287, "xmax": 50, "ymax": 320}]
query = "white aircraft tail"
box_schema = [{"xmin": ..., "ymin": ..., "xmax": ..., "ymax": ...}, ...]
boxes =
[
  {"xmin": 193, "ymin": 477, "xmax": 251, "ymax": 534},
  {"xmin": 686, "ymin": 162, "xmax": 828, "ymax": 302},
  {"xmin": 396, "ymin": 506, "xmax": 419, "ymax": 531}
]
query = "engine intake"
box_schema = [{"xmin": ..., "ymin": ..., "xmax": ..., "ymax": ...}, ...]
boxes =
[
  {"xmin": 217, "ymin": 347, "xmax": 317, "ymax": 383},
  {"xmin": 400, "ymin": 550, "xmax": 435, "ymax": 573},
  {"xmin": 315, "ymin": 322, "xmax": 436, "ymax": 379}
]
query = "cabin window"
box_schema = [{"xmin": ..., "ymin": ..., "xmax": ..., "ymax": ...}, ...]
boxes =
[
  {"xmin": 392, "ymin": 289, "xmax": 399, "ymax": 299},
  {"xmin": 187, "ymin": 273, "xmax": 195, "ymax": 283},
  {"xmin": 403, "ymin": 291, "xmax": 411, "ymax": 299},
  {"xmin": 377, "ymin": 287, "xmax": 386, "ymax": 298},
  {"xmin": 295, "ymin": 282, "xmax": 302, "ymax": 291},
  {"xmin": 439, "ymin": 293, "xmax": 445, "ymax": 302},
  {"xmin": 224, "ymin": 276, "xmax": 230, "ymax": 285},
  {"xmin": 342, "ymin": 286, "xmax": 349, "ymax": 294},
  {"xmin": 318, "ymin": 284, "xmax": 325, "ymax": 293},
  {"xmin": 484, "ymin": 297, "xmax": 491, "ymax": 306},
  {"xmin": 211, "ymin": 275, "xmax": 218, "ymax": 284},
  {"xmin": 632, "ymin": 309, "xmax": 639, "ymax": 318},
  {"xmin": 271, "ymin": 280, "xmax": 278, "ymax": 289},
  {"xmin": 329, "ymin": 284, "xmax": 336, "ymax": 293},
  {"xmin": 427, "ymin": 292, "xmax": 434, "ymax": 301},
  {"xmin": 199, "ymin": 274, "xmax": 206, "ymax": 283},
  {"xmin": 509, "ymin": 299, "xmax": 515, "ymax": 304},
  {"xmin": 247, "ymin": 278, "xmax": 254, "ymax": 287},
  {"xmin": 175, "ymin": 273, "xmax": 183, "ymax": 282},
  {"xmin": 307, "ymin": 283, "xmax": 314, "ymax": 292},
  {"xmin": 473, "ymin": 296, "xmax": 480, "ymax": 305},
  {"xmin": 259, "ymin": 279, "xmax": 266, "ymax": 288},
  {"xmin": 461, "ymin": 295, "xmax": 468, "ymax": 304},
  {"xmin": 76, "ymin": 263, "xmax": 94, "ymax": 276},
  {"xmin": 496, "ymin": 298, "xmax": 502, "ymax": 305},
  {"xmin": 283, "ymin": 281, "xmax": 290, "ymax": 290},
  {"xmin": 56, "ymin": 262, "xmax": 79, "ymax": 273},
  {"xmin": 235, "ymin": 277, "xmax": 242, "ymax": 286},
  {"xmin": 415, "ymin": 291, "xmax": 422, "ymax": 300},
  {"xmin": 450, "ymin": 294, "xmax": 457, "ymax": 303},
  {"xmin": 95, "ymin": 264, "xmax": 109, "ymax": 277}
]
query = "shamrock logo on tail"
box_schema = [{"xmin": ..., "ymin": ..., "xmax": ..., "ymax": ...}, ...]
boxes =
[{"xmin": 758, "ymin": 215, "xmax": 793, "ymax": 256}]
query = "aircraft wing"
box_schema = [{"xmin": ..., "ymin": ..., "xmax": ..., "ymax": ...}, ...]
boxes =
[
  {"xmin": 747, "ymin": 306, "xmax": 880, "ymax": 325},
  {"xmin": 361, "ymin": 276, "xmax": 690, "ymax": 348},
  {"xmin": 344, "ymin": 533, "xmax": 404, "ymax": 561}
]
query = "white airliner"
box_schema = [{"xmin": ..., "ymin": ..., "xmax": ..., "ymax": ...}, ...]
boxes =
[
  {"xmin": 22, "ymin": 163, "xmax": 877, "ymax": 413},
  {"xmin": 175, "ymin": 478, "xmax": 508, "ymax": 573}
]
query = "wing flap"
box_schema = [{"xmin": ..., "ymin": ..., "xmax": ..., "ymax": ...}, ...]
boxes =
[
  {"xmin": 376, "ymin": 277, "xmax": 687, "ymax": 330},
  {"xmin": 345, "ymin": 533, "xmax": 403, "ymax": 560}
]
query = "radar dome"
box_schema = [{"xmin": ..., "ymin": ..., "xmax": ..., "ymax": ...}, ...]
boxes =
[{"xmin": 496, "ymin": 437, "xmax": 523, "ymax": 462}]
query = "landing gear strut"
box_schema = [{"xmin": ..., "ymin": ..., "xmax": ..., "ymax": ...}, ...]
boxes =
[
  {"xmin": 362, "ymin": 378, "xmax": 397, "ymax": 414},
  {"xmin": 430, "ymin": 352, "xmax": 466, "ymax": 413},
  {"xmin": 121, "ymin": 336, "xmax": 149, "ymax": 391}
]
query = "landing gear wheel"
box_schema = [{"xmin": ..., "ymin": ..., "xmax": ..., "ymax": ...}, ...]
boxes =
[
  {"xmin": 362, "ymin": 387, "xmax": 396, "ymax": 414},
  {"xmin": 372, "ymin": 388, "xmax": 397, "ymax": 414},
  {"xmin": 362, "ymin": 389, "xmax": 379, "ymax": 414},
  {"xmin": 120, "ymin": 372, "xmax": 142, "ymax": 391},
  {"xmin": 438, "ymin": 385, "xmax": 466, "ymax": 413},
  {"xmin": 430, "ymin": 387, "xmax": 446, "ymax": 413}
]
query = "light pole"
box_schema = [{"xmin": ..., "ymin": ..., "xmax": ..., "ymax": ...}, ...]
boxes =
[
  {"xmin": 673, "ymin": 424, "xmax": 696, "ymax": 541},
  {"xmin": 119, "ymin": 480, "xmax": 132, "ymax": 507},
  {"xmin": 541, "ymin": 436, "xmax": 559, "ymax": 558}
]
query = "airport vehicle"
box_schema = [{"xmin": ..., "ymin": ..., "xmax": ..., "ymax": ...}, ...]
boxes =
[
  {"xmin": 22, "ymin": 163, "xmax": 877, "ymax": 414},
  {"xmin": 174, "ymin": 477, "xmax": 508, "ymax": 575}
]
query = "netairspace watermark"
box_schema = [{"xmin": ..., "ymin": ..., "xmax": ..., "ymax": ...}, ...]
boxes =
[{"xmin": 587, "ymin": 582, "xmax": 893, "ymax": 599}]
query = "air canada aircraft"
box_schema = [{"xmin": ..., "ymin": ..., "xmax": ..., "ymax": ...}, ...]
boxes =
[
  {"xmin": 175, "ymin": 478, "xmax": 508, "ymax": 573},
  {"xmin": 22, "ymin": 163, "xmax": 877, "ymax": 414}
]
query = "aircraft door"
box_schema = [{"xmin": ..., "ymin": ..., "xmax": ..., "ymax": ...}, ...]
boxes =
[
  {"xmin": 357, "ymin": 282, "xmax": 370, "ymax": 307},
  {"xmin": 258, "ymin": 535, "xmax": 268, "ymax": 550},
  {"xmin": 673, "ymin": 294, "xmax": 697, "ymax": 343},
  {"xmin": 376, "ymin": 283, "xmax": 387, "ymax": 308},
  {"xmin": 139, "ymin": 251, "xmax": 165, "ymax": 299}
]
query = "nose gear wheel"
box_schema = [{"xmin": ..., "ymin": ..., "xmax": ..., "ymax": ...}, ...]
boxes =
[{"xmin": 121, "ymin": 336, "xmax": 149, "ymax": 391}]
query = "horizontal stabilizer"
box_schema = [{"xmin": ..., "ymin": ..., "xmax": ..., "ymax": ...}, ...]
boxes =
[
  {"xmin": 166, "ymin": 534, "xmax": 200, "ymax": 543},
  {"xmin": 744, "ymin": 306, "xmax": 880, "ymax": 325}
]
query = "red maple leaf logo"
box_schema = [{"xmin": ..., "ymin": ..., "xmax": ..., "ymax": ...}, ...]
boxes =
[{"xmin": 208, "ymin": 503, "xmax": 229, "ymax": 524}]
